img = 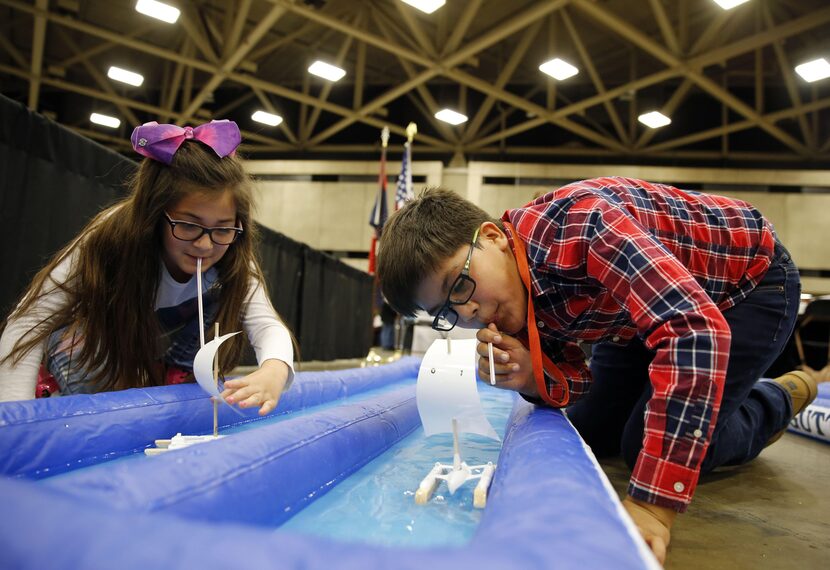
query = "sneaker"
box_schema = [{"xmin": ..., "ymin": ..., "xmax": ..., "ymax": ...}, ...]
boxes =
[{"xmin": 765, "ymin": 370, "xmax": 818, "ymax": 446}]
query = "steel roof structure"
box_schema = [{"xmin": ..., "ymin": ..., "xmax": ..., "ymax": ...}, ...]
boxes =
[{"xmin": 1, "ymin": 0, "xmax": 829, "ymax": 166}]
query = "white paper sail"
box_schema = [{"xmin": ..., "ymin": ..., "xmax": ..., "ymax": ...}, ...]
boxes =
[
  {"xmin": 416, "ymin": 338, "xmax": 500, "ymax": 441},
  {"xmin": 193, "ymin": 331, "xmax": 242, "ymax": 398}
]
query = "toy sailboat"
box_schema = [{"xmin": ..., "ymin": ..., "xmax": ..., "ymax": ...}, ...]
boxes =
[
  {"xmin": 414, "ymin": 338, "xmax": 500, "ymax": 509},
  {"xmin": 144, "ymin": 259, "xmax": 239, "ymax": 455}
]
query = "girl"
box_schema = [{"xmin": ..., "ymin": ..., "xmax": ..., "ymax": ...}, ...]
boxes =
[{"xmin": 0, "ymin": 120, "xmax": 294, "ymax": 415}]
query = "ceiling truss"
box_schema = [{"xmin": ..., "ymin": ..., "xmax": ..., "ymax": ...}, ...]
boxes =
[{"xmin": 0, "ymin": 0, "xmax": 828, "ymax": 165}]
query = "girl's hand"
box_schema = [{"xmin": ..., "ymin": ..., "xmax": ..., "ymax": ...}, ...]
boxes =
[
  {"xmin": 475, "ymin": 324, "xmax": 537, "ymax": 398},
  {"xmin": 220, "ymin": 359, "xmax": 290, "ymax": 416}
]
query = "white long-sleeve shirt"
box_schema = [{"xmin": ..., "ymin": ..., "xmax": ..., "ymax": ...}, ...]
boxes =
[{"xmin": 0, "ymin": 252, "xmax": 294, "ymax": 401}]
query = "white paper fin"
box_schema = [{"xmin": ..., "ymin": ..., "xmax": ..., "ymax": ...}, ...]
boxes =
[
  {"xmin": 193, "ymin": 331, "xmax": 242, "ymax": 409},
  {"xmin": 416, "ymin": 338, "xmax": 500, "ymax": 441}
]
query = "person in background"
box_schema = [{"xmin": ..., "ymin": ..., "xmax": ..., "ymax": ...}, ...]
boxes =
[
  {"xmin": 376, "ymin": 179, "xmax": 820, "ymax": 565},
  {"xmin": 0, "ymin": 120, "xmax": 294, "ymax": 415}
]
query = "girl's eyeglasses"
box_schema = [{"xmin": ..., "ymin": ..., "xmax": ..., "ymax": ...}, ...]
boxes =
[
  {"xmin": 164, "ymin": 213, "xmax": 243, "ymax": 245},
  {"xmin": 432, "ymin": 227, "xmax": 480, "ymax": 332}
]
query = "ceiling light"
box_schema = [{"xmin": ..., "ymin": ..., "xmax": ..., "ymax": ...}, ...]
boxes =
[
  {"xmin": 539, "ymin": 58, "xmax": 579, "ymax": 81},
  {"xmin": 252, "ymin": 110, "xmax": 283, "ymax": 127},
  {"xmin": 308, "ymin": 60, "xmax": 346, "ymax": 82},
  {"xmin": 435, "ymin": 109, "xmax": 468, "ymax": 125},
  {"xmin": 90, "ymin": 113, "xmax": 121, "ymax": 128},
  {"xmin": 107, "ymin": 66, "xmax": 144, "ymax": 86},
  {"xmin": 711, "ymin": 0, "xmax": 750, "ymax": 9},
  {"xmin": 638, "ymin": 111, "xmax": 671, "ymax": 129},
  {"xmin": 795, "ymin": 58, "xmax": 830, "ymax": 83},
  {"xmin": 400, "ymin": 0, "xmax": 446, "ymax": 14},
  {"xmin": 135, "ymin": 0, "xmax": 180, "ymax": 23}
]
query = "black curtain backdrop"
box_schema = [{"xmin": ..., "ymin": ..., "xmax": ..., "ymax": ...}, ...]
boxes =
[{"xmin": 0, "ymin": 94, "xmax": 372, "ymax": 362}]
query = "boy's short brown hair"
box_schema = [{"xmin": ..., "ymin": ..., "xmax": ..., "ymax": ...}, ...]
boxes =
[{"xmin": 377, "ymin": 187, "xmax": 500, "ymax": 317}]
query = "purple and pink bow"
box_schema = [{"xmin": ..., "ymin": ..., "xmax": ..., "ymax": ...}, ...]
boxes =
[{"xmin": 130, "ymin": 120, "xmax": 241, "ymax": 165}]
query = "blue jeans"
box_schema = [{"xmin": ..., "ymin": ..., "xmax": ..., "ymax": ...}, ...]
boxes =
[{"xmin": 567, "ymin": 241, "xmax": 801, "ymax": 472}]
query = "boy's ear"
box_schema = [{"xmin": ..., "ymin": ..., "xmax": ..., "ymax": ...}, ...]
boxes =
[{"xmin": 479, "ymin": 221, "xmax": 508, "ymax": 249}]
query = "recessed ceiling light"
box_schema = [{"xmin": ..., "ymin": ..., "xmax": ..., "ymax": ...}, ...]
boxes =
[
  {"xmin": 795, "ymin": 58, "xmax": 830, "ymax": 83},
  {"xmin": 435, "ymin": 109, "xmax": 468, "ymax": 125},
  {"xmin": 638, "ymin": 111, "xmax": 672, "ymax": 129},
  {"xmin": 90, "ymin": 113, "xmax": 121, "ymax": 128},
  {"xmin": 308, "ymin": 60, "xmax": 346, "ymax": 82},
  {"xmin": 252, "ymin": 110, "xmax": 283, "ymax": 127},
  {"xmin": 400, "ymin": 0, "xmax": 446, "ymax": 14},
  {"xmin": 107, "ymin": 66, "xmax": 144, "ymax": 86},
  {"xmin": 539, "ymin": 58, "xmax": 579, "ymax": 81},
  {"xmin": 135, "ymin": 0, "xmax": 180, "ymax": 24},
  {"xmin": 711, "ymin": 0, "xmax": 750, "ymax": 9}
]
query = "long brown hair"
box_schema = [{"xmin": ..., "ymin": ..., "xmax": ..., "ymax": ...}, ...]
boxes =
[{"xmin": 1, "ymin": 141, "xmax": 268, "ymax": 391}]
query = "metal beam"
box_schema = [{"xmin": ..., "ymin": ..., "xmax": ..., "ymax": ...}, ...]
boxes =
[
  {"xmin": 225, "ymin": 0, "xmax": 252, "ymax": 56},
  {"xmin": 468, "ymin": 145, "xmax": 821, "ymax": 163},
  {"xmin": 160, "ymin": 40, "xmax": 194, "ymax": 123},
  {"xmin": 370, "ymin": 7, "xmax": 458, "ymax": 143},
  {"xmin": 473, "ymin": 2, "xmax": 830, "ymax": 152},
  {"xmin": 303, "ymin": 17, "xmax": 357, "ymax": 141},
  {"xmin": 0, "ymin": 32, "xmax": 27, "ymax": 68},
  {"xmin": 561, "ymin": 8, "xmax": 628, "ymax": 145},
  {"xmin": 648, "ymin": 0, "xmax": 680, "ymax": 55},
  {"xmin": 633, "ymin": 9, "xmax": 738, "ymax": 149},
  {"xmin": 353, "ymin": 39, "xmax": 366, "ymax": 110},
  {"xmin": 645, "ymin": 96, "xmax": 830, "ymax": 153},
  {"xmin": 441, "ymin": 0, "xmax": 482, "ymax": 56},
  {"xmin": 28, "ymin": 0, "xmax": 48, "ymax": 110},
  {"xmin": 393, "ymin": 0, "xmax": 437, "ymax": 59},
  {"xmin": 762, "ymin": 4, "xmax": 813, "ymax": 149},
  {"xmin": 0, "ymin": 62, "xmax": 295, "ymax": 150},
  {"xmin": 214, "ymin": 90, "xmax": 255, "ymax": 118},
  {"xmin": 179, "ymin": 2, "xmax": 219, "ymax": 63},
  {"xmin": 0, "ymin": 0, "xmax": 447, "ymax": 150},
  {"xmin": 571, "ymin": 0, "xmax": 811, "ymax": 156},
  {"xmin": 462, "ymin": 20, "xmax": 542, "ymax": 143},
  {"xmin": 252, "ymin": 86, "xmax": 297, "ymax": 145},
  {"xmin": 54, "ymin": 27, "xmax": 140, "ymax": 127},
  {"xmin": 180, "ymin": 5, "xmax": 288, "ymax": 119},
  {"xmin": 292, "ymin": 0, "xmax": 571, "ymax": 146}
]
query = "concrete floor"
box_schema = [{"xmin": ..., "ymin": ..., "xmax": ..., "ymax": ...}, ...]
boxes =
[{"xmin": 600, "ymin": 433, "xmax": 830, "ymax": 569}]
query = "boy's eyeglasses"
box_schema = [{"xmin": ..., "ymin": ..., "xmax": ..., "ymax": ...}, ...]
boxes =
[
  {"xmin": 164, "ymin": 213, "xmax": 243, "ymax": 245},
  {"xmin": 432, "ymin": 227, "xmax": 480, "ymax": 332}
]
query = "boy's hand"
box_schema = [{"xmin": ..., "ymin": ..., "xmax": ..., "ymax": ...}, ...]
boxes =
[
  {"xmin": 475, "ymin": 324, "xmax": 538, "ymax": 398},
  {"xmin": 622, "ymin": 496, "xmax": 676, "ymax": 566},
  {"xmin": 220, "ymin": 359, "xmax": 290, "ymax": 416}
]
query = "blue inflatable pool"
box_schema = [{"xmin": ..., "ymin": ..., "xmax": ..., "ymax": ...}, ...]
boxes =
[{"xmin": 0, "ymin": 358, "xmax": 656, "ymax": 569}]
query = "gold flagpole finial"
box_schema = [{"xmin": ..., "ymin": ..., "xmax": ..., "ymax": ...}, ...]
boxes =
[{"xmin": 406, "ymin": 122, "xmax": 417, "ymax": 143}]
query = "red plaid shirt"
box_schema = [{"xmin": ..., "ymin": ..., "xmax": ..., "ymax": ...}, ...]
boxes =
[{"xmin": 503, "ymin": 177, "xmax": 775, "ymax": 511}]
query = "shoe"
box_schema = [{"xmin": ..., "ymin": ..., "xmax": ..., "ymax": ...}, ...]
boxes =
[{"xmin": 765, "ymin": 370, "xmax": 818, "ymax": 446}]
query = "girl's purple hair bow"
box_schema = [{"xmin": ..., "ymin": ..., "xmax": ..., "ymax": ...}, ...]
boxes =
[{"xmin": 130, "ymin": 120, "xmax": 241, "ymax": 165}]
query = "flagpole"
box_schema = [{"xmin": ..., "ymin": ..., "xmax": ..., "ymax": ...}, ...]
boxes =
[
  {"xmin": 393, "ymin": 122, "xmax": 417, "ymax": 355},
  {"xmin": 369, "ymin": 126, "xmax": 390, "ymax": 276},
  {"xmin": 366, "ymin": 127, "xmax": 390, "ymax": 361}
]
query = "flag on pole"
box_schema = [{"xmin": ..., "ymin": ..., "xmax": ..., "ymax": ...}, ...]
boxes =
[
  {"xmin": 368, "ymin": 127, "xmax": 390, "ymax": 275},
  {"xmin": 368, "ymin": 151, "xmax": 388, "ymax": 234},
  {"xmin": 395, "ymin": 140, "xmax": 413, "ymax": 210}
]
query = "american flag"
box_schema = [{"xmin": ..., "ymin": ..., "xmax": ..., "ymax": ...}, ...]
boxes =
[{"xmin": 395, "ymin": 141, "xmax": 413, "ymax": 210}]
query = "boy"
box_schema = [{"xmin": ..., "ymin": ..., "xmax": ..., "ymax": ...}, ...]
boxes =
[{"xmin": 377, "ymin": 177, "xmax": 818, "ymax": 564}]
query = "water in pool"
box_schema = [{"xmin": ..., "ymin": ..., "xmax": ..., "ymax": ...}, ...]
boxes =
[{"xmin": 281, "ymin": 385, "xmax": 516, "ymax": 547}]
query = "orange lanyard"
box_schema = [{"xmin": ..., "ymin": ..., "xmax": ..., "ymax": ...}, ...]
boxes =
[{"xmin": 503, "ymin": 222, "xmax": 569, "ymax": 407}]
